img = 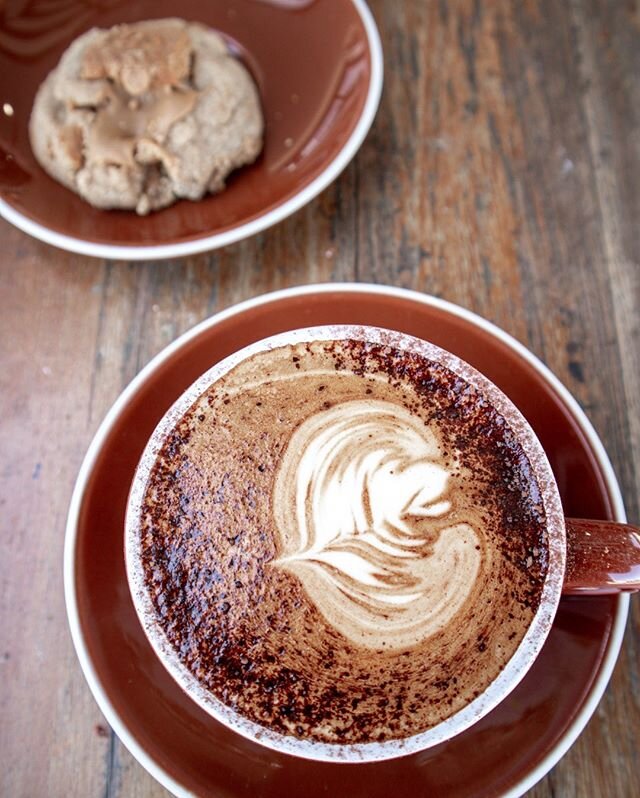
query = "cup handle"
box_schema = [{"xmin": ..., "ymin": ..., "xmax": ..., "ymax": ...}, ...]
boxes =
[{"xmin": 563, "ymin": 518, "xmax": 640, "ymax": 595}]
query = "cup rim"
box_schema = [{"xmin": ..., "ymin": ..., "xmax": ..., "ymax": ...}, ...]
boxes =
[
  {"xmin": 63, "ymin": 283, "xmax": 630, "ymax": 795},
  {"xmin": 125, "ymin": 323, "xmax": 566, "ymax": 763},
  {"xmin": 0, "ymin": 0, "xmax": 383, "ymax": 260}
]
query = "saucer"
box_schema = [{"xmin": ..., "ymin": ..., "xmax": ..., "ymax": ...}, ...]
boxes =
[
  {"xmin": 65, "ymin": 284, "xmax": 628, "ymax": 797},
  {"xmin": 0, "ymin": 0, "xmax": 382, "ymax": 260}
]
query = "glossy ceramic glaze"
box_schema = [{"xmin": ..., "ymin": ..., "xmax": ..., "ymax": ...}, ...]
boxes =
[
  {"xmin": 0, "ymin": 0, "xmax": 381, "ymax": 257},
  {"xmin": 564, "ymin": 519, "xmax": 640, "ymax": 594},
  {"xmin": 65, "ymin": 285, "xmax": 627, "ymax": 797}
]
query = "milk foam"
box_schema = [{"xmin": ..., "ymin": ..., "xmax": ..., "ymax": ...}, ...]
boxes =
[
  {"xmin": 128, "ymin": 327, "xmax": 560, "ymax": 758},
  {"xmin": 272, "ymin": 399, "xmax": 482, "ymax": 649}
]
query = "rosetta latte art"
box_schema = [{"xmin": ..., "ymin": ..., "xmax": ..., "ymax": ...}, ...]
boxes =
[{"xmin": 273, "ymin": 400, "xmax": 483, "ymax": 649}]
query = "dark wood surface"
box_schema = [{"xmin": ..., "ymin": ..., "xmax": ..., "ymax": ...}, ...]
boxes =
[{"xmin": 1, "ymin": 0, "xmax": 638, "ymax": 795}]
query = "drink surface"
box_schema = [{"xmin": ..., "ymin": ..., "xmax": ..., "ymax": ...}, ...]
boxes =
[{"xmin": 138, "ymin": 337, "xmax": 548, "ymax": 744}]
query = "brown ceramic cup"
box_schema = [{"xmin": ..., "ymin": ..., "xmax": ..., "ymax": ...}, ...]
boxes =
[{"xmin": 125, "ymin": 325, "xmax": 640, "ymax": 763}]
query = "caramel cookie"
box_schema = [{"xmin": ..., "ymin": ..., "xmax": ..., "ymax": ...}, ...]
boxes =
[{"xmin": 29, "ymin": 19, "xmax": 263, "ymax": 214}]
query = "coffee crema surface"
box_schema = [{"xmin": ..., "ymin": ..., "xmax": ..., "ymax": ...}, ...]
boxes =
[{"xmin": 136, "ymin": 337, "xmax": 549, "ymax": 744}]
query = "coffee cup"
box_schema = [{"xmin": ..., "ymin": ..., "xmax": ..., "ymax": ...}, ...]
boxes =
[{"xmin": 125, "ymin": 325, "xmax": 640, "ymax": 762}]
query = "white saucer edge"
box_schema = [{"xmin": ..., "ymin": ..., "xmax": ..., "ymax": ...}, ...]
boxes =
[
  {"xmin": 63, "ymin": 283, "xmax": 629, "ymax": 798},
  {"xmin": 0, "ymin": 0, "xmax": 383, "ymax": 261}
]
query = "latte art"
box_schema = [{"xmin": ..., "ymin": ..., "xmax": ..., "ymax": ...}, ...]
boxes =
[
  {"xmin": 273, "ymin": 400, "xmax": 482, "ymax": 648},
  {"xmin": 131, "ymin": 333, "xmax": 550, "ymax": 748}
]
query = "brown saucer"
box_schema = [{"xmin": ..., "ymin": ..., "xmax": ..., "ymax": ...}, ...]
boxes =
[
  {"xmin": 65, "ymin": 285, "xmax": 626, "ymax": 797},
  {"xmin": 0, "ymin": 0, "xmax": 381, "ymax": 258}
]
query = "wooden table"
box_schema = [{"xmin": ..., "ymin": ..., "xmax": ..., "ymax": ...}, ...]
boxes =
[{"xmin": 1, "ymin": 1, "xmax": 638, "ymax": 795}]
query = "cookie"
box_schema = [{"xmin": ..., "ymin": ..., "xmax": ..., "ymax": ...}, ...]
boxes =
[{"xmin": 29, "ymin": 19, "xmax": 264, "ymax": 215}]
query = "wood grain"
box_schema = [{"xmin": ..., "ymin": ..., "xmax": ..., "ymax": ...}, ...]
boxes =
[{"xmin": 0, "ymin": 0, "xmax": 638, "ymax": 796}]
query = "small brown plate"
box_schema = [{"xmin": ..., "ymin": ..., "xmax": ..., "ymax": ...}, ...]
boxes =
[
  {"xmin": 0, "ymin": 0, "xmax": 382, "ymax": 259},
  {"xmin": 65, "ymin": 284, "xmax": 629, "ymax": 798}
]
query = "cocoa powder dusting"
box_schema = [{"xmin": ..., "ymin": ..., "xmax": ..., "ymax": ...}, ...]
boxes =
[{"xmin": 138, "ymin": 339, "xmax": 548, "ymax": 744}]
